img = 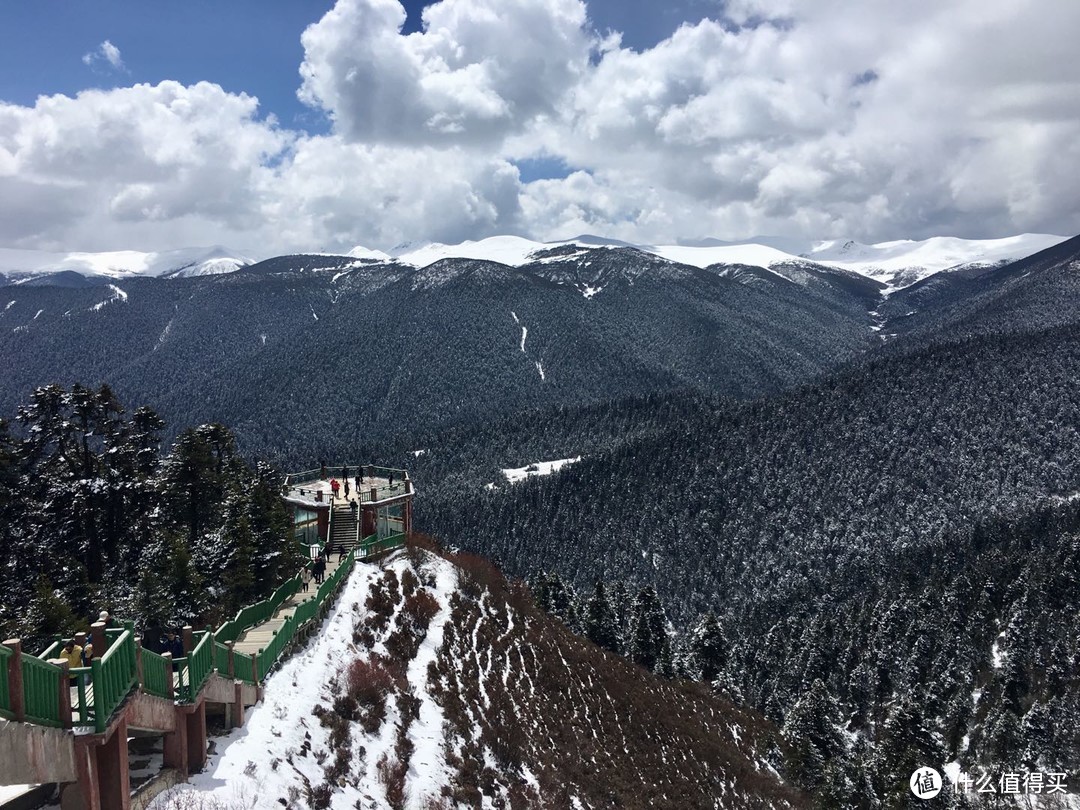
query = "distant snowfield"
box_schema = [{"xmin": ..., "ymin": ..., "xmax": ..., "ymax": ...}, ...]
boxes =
[
  {"xmin": 501, "ymin": 457, "xmax": 581, "ymax": 484},
  {"xmin": 0, "ymin": 246, "xmax": 252, "ymax": 281}
]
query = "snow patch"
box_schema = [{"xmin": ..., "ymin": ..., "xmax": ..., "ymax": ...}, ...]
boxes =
[{"xmin": 502, "ymin": 457, "xmax": 581, "ymax": 484}]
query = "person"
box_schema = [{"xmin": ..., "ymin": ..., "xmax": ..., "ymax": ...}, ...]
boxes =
[
  {"xmin": 164, "ymin": 631, "xmax": 184, "ymax": 671},
  {"xmin": 98, "ymin": 609, "xmax": 111, "ymax": 627},
  {"xmin": 60, "ymin": 639, "xmax": 83, "ymax": 684},
  {"xmin": 350, "ymin": 499, "xmax": 358, "ymax": 515},
  {"xmin": 340, "ymin": 465, "xmax": 348, "ymax": 480},
  {"xmin": 354, "ymin": 472, "xmax": 361, "ymax": 490},
  {"xmin": 388, "ymin": 470, "xmax": 394, "ymax": 487},
  {"xmin": 337, "ymin": 543, "xmax": 347, "ymax": 562},
  {"xmin": 81, "ymin": 642, "xmax": 94, "ymax": 668},
  {"xmin": 343, "ymin": 479, "xmax": 351, "ymax": 499},
  {"xmin": 319, "ymin": 459, "xmax": 327, "ymax": 478},
  {"xmin": 313, "ymin": 555, "xmax": 326, "ymax": 585},
  {"xmin": 330, "ymin": 478, "xmax": 340, "ymax": 500},
  {"xmin": 300, "ymin": 563, "xmax": 312, "ymax": 593}
]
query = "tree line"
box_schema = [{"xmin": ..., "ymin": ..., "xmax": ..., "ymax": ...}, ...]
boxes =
[{"xmin": 0, "ymin": 383, "xmax": 298, "ymax": 647}]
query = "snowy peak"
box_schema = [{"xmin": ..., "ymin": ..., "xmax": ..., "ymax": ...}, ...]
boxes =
[
  {"xmin": 341, "ymin": 233, "xmax": 1071, "ymax": 291},
  {"xmin": 0, "ymin": 245, "xmax": 252, "ymax": 283},
  {"xmin": 803, "ymin": 233, "xmax": 1068, "ymax": 290}
]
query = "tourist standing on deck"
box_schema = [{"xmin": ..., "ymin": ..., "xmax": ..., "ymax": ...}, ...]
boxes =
[
  {"xmin": 330, "ymin": 478, "xmax": 340, "ymax": 500},
  {"xmin": 344, "ymin": 478, "xmax": 351, "ymax": 499}
]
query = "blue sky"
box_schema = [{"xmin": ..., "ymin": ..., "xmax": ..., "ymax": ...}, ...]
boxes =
[
  {"xmin": 0, "ymin": 0, "xmax": 715, "ymax": 135},
  {"xmin": 0, "ymin": 0, "xmax": 1076, "ymax": 253}
]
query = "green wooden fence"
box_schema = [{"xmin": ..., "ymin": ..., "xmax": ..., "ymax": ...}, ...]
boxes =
[
  {"xmin": 90, "ymin": 629, "xmax": 137, "ymax": 733},
  {"xmin": 141, "ymin": 648, "xmax": 172, "ymax": 699},
  {"xmin": 20, "ymin": 652, "xmax": 63, "ymax": 727}
]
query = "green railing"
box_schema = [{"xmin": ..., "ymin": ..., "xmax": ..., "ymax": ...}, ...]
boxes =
[
  {"xmin": 215, "ymin": 573, "xmax": 303, "ymax": 644},
  {"xmin": 359, "ymin": 532, "xmax": 406, "ymax": 559},
  {"xmin": 233, "ymin": 648, "xmax": 256, "ymax": 685},
  {"xmin": 20, "ymin": 653, "xmax": 64, "ymax": 727},
  {"xmin": 256, "ymin": 548, "xmax": 357, "ymax": 681},
  {"xmin": 71, "ymin": 668, "xmax": 92, "ymax": 725},
  {"xmin": 182, "ymin": 631, "xmax": 213, "ymax": 702},
  {"xmin": 140, "ymin": 648, "xmax": 172, "ymax": 699},
  {"xmin": 91, "ymin": 628, "xmax": 137, "ymax": 733}
]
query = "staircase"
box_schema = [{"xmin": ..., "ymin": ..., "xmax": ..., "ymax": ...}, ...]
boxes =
[{"xmin": 330, "ymin": 504, "xmax": 359, "ymax": 554}]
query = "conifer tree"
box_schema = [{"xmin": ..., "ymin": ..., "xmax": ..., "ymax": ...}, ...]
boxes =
[
  {"xmin": 582, "ymin": 581, "xmax": 620, "ymax": 653},
  {"xmin": 628, "ymin": 585, "xmax": 671, "ymax": 673}
]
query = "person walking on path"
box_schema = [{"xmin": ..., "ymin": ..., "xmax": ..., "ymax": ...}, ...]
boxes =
[
  {"xmin": 344, "ymin": 479, "xmax": 351, "ymax": 499},
  {"xmin": 354, "ymin": 472, "xmax": 361, "ymax": 490},
  {"xmin": 164, "ymin": 631, "xmax": 184, "ymax": 672},
  {"xmin": 301, "ymin": 564, "xmax": 312, "ymax": 593},
  {"xmin": 340, "ymin": 465, "xmax": 348, "ymax": 480},
  {"xmin": 330, "ymin": 478, "xmax": 340, "ymax": 500},
  {"xmin": 313, "ymin": 555, "xmax": 326, "ymax": 585},
  {"xmin": 320, "ymin": 459, "xmax": 327, "ymax": 479}
]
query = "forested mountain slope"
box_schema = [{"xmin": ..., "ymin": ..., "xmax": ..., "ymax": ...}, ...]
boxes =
[
  {"xmin": 410, "ymin": 319, "xmax": 1080, "ymax": 805},
  {"xmin": 0, "ymin": 247, "xmax": 877, "ymax": 460}
]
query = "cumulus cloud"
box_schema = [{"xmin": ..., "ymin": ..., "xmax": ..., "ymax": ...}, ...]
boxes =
[
  {"xmin": 3, "ymin": 0, "xmax": 1080, "ymax": 253},
  {"xmin": 82, "ymin": 40, "xmax": 126, "ymax": 72},
  {"xmin": 297, "ymin": 0, "xmax": 592, "ymax": 146}
]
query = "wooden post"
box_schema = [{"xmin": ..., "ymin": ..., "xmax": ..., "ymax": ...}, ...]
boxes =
[
  {"xmin": 182, "ymin": 626, "xmax": 193, "ymax": 655},
  {"xmin": 74, "ymin": 631, "xmax": 87, "ymax": 649},
  {"xmin": 162, "ymin": 653, "xmax": 175, "ymax": 699},
  {"xmin": 225, "ymin": 640, "xmax": 235, "ymax": 678},
  {"xmin": 50, "ymin": 658, "xmax": 72, "ymax": 729},
  {"xmin": 232, "ymin": 681, "xmax": 244, "ymax": 728},
  {"xmin": 251, "ymin": 653, "xmax": 259, "ymax": 687},
  {"xmin": 369, "ymin": 487, "xmax": 377, "ymax": 502},
  {"xmin": 134, "ymin": 638, "xmax": 144, "ymax": 687},
  {"xmin": 90, "ymin": 622, "xmax": 106, "ymax": 658},
  {"xmin": 4, "ymin": 639, "xmax": 24, "ymax": 722}
]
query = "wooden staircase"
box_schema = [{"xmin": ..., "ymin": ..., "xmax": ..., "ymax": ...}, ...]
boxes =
[{"xmin": 330, "ymin": 504, "xmax": 358, "ymax": 554}]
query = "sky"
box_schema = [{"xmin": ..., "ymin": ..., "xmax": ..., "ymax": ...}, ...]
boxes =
[{"xmin": 0, "ymin": 0, "xmax": 1078, "ymax": 256}]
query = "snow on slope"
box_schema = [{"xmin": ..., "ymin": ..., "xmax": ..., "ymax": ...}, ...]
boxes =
[
  {"xmin": 0, "ymin": 246, "xmax": 252, "ymax": 281},
  {"xmin": 150, "ymin": 553, "xmax": 457, "ymax": 810},
  {"xmin": 805, "ymin": 233, "xmax": 1067, "ymax": 287}
]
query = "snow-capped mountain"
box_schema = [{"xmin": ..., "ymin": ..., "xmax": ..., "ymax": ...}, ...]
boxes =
[
  {"xmin": 0, "ymin": 245, "xmax": 253, "ymax": 284},
  {"xmin": 346, "ymin": 233, "xmax": 1069, "ymax": 291}
]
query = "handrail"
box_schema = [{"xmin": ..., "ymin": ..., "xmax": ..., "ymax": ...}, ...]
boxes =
[
  {"xmin": 91, "ymin": 628, "xmax": 137, "ymax": 733},
  {"xmin": 140, "ymin": 648, "xmax": 172, "ymax": 699},
  {"xmin": 184, "ymin": 631, "xmax": 214, "ymax": 701},
  {"xmin": 20, "ymin": 653, "xmax": 63, "ymax": 727}
]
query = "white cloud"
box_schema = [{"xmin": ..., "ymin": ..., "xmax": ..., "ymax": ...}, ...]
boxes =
[
  {"xmin": 3, "ymin": 0, "xmax": 1080, "ymax": 254},
  {"xmin": 82, "ymin": 40, "xmax": 126, "ymax": 72}
]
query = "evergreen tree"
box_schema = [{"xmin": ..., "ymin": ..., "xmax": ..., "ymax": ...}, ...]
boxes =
[
  {"xmin": 628, "ymin": 585, "xmax": 671, "ymax": 674},
  {"xmin": 781, "ymin": 678, "xmax": 847, "ymax": 795},
  {"xmin": 687, "ymin": 612, "xmax": 727, "ymax": 683},
  {"xmin": 582, "ymin": 581, "xmax": 620, "ymax": 654}
]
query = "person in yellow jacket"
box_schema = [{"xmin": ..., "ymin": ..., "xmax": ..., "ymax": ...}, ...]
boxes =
[{"xmin": 60, "ymin": 640, "xmax": 82, "ymax": 684}]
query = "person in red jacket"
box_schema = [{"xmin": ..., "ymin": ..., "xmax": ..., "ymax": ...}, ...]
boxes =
[{"xmin": 330, "ymin": 478, "xmax": 340, "ymax": 500}]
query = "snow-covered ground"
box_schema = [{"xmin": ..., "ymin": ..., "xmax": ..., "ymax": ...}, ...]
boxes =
[
  {"xmin": 494, "ymin": 457, "xmax": 582, "ymax": 487},
  {"xmin": 148, "ymin": 552, "xmax": 458, "ymax": 810}
]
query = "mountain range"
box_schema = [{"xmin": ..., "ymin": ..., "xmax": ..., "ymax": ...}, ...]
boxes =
[{"xmin": 0, "ymin": 232, "xmax": 1065, "ymax": 291}]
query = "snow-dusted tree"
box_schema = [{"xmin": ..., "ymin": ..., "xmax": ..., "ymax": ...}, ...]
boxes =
[
  {"xmin": 686, "ymin": 612, "xmax": 726, "ymax": 683},
  {"xmin": 582, "ymin": 581, "xmax": 621, "ymax": 654},
  {"xmin": 628, "ymin": 585, "xmax": 671, "ymax": 674},
  {"xmin": 780, "ymin": 678, "xmax": 847, "ymax": 794}
]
